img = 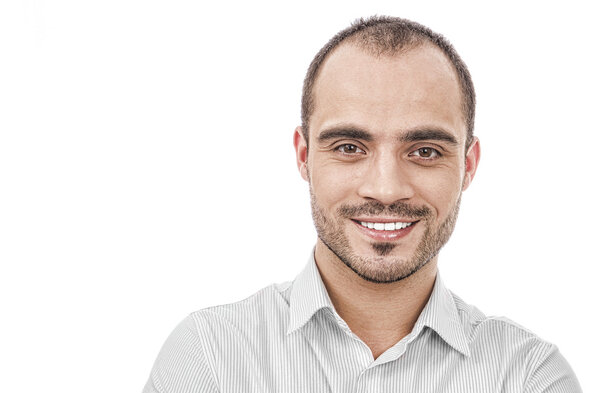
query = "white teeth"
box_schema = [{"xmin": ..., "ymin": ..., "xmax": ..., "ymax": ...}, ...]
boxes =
[{"xmin": 358, "ymin": 221, "xmax": 414, "ymax": 231}]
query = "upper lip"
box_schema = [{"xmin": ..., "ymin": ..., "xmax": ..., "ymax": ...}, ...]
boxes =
[{"xmin": 351, "ymin": 217, "xmax": 418, "ymax": 223}]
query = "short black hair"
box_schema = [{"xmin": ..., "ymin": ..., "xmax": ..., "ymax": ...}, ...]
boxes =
[{"xmin": 301, "ymin": 16, "xmax": 476, "ymax": 148}]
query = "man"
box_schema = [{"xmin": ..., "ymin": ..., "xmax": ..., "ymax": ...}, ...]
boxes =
[{"xmin": 143, "ymin": 16, "xmax": 581, "ymax": 392}]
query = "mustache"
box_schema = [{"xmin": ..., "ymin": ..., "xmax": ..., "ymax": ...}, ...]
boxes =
[{"xmin": 338, "ymin": 200, "xmax": 431, "ymax": 219}]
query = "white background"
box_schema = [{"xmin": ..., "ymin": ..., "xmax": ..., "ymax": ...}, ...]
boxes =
[{"xmin": 1, "ymin": 1, "xmax": 598, "ymax": 392}]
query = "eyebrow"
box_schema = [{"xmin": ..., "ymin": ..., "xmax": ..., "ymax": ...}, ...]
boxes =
[
  {"xmin": 398, "ymin": 128, "xmax": 459, "ymax": 145},
  {"xmin": 317, "ymin": 127, "xmax": 374, "ymax": 143},
  {"xmin": 317, "ymin": 125, "xmax": 458, "ymax": 145}
]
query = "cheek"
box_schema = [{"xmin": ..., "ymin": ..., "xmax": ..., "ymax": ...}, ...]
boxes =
[
  {"xmin": 413, "ymin": 170, "xmax": 463, "ymax": 209},
  {"xmin": 310, "ymin": 162, "xmax": 362, "ymax": 205},
  {"xmin": 312, "ymin": 170, "xmax": 353, "ymax": 204}
]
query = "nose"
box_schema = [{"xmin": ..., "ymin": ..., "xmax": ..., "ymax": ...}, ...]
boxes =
[{"xmin": 357, "ymin": 152, "xmax": 415, "ymax": 205}]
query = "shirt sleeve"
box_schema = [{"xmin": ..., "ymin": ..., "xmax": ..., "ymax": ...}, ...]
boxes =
[
  {"xmin": 524, "ymin": 343, "xmax": 581, "ymax": 393},
  {"xmin": 142, "ymin": 315, "xmax": 219, "ymax": 393}
]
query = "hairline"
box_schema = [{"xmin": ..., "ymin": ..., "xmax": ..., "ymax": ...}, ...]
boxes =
[{"xmin": 300, "ymin": 17, "xmax": 475, "ymax": 152}]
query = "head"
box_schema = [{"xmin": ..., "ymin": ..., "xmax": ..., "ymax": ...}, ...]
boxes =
[{"xmin": 294, "ymin": 16, "xmax": 480, "ymax": 283}]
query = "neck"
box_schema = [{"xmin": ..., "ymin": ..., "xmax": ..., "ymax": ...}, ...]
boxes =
[{"xmin": 314, "ymin": 241, "xmax": 438, "ymax": 359}]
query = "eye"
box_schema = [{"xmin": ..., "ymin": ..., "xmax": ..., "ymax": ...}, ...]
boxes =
[
  {"xmin": 409, "ymin": 147, "xmax": 441, "ymax": 159},
  {"xmin": 335, "ymin": 144, "xmax": 365, "ymax": 155}
]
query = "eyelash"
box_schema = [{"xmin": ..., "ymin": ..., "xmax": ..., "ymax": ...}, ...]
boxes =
[
  {"xmin": 334, "ymin": 144, "xmax": 366, "ymax": 155},
  {"xmin": 409, "ymin": 147, "xmax": 442, "ymax": 160},
  {"xmin": 332, "ymin": 144, "xmax": 442, "ymax": 160}
]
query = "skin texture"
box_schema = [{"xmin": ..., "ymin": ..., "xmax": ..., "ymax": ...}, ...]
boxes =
[{"xmin": 294, "ymin": 43, "xmax": 480, "ymax": 359}]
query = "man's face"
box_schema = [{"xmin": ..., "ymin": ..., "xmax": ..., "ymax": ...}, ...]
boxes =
[{"xmin": 294, "ymin": 43, "xmax": 480, "ymax": 283}]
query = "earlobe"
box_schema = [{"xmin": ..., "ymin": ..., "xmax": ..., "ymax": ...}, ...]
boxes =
[
  {"xmin": 462, "ymin": 137, "xmax": 481, "ymax": 191},
  {"xmin": 293, "ymin": 126, "xmax": 309, "ymax": 182}
]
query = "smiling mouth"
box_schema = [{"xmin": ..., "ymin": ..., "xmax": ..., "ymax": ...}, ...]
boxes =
[{"xmin": 352, "ymin": 220, "xmax": 416, "ymax": 231}]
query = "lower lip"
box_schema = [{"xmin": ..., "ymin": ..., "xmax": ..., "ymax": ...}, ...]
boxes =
[{"xmin": 352, "ymin": 220, "xmax": 417, "ymax": 242}]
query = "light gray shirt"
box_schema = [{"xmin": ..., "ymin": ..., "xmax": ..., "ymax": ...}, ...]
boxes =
[{"xmin": 143, "ymin": 255, "xmax": 581, "ymax": 392}]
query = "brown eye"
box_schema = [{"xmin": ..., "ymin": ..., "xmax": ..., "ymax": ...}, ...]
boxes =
[
  {"xmin": 418, "ymin": 148, "xmax": 433, "ymax": 157},
  {"xmin": 336, "ymin": 144, "xmax": 364, "ymax": 154},
  {"xmin": 409, "ymin": 147, "xmax": 441, "ymax": 159},
  {"xmin": 342, "ymin": 144, "xmax": 357, "ymax": 153}
]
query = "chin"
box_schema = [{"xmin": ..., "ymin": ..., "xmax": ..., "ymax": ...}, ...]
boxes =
[
  {"xmin": 347, "ymin": 256, "xmax": 428, "ymax": 284},
  {"xmin": 341, "ymin": 247, "xmax": 427, "ymax": 284}
]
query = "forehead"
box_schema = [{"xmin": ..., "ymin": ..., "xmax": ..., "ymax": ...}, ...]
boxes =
[{"xmin": 310, "ymin": 43, "xmax": 466, "ymax": 144}]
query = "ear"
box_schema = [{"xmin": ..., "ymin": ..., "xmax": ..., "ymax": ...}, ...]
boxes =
[
  {"xmin": 293, "ymin": 126, "xmax": 309, "ymax": 182},
  {"xmin": 462, "ymin": 136, "xmax": 481, "ymax": 191}
]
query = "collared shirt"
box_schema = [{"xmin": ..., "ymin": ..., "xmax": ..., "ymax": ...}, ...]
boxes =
[{"xmin": 143, "ymin": 254, "xmax": 581, "ymax": 393}]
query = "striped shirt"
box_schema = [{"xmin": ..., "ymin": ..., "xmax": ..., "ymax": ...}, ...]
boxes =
[{"xmin": 143, "ymin": 254, "xmax": 581, "ymax": 393}]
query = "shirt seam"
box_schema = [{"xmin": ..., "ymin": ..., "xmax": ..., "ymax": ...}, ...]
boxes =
[
  {"xmin": 523, "ymin": 340, "xmax": 555, "ymax": 392},
  {"xmin": 476, "ymin": 316, "xmax": 542, "ymax": 338},
  {"xmin": 150, "ymin": 370, "xmax": 167, "ymax": 393},
  {"xmin": 191, "ymin": 312, "xmax": 221, "ymax": 391}
]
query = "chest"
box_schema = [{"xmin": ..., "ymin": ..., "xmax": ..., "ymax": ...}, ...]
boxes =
[{"xmin": 212, "ymin": 327, "xmax": 526, "ymax": 393}]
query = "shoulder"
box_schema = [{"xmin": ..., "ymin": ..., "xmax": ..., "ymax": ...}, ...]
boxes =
[
  {"xmin": 450, "ymin": 292, "xmax": 581, "ymax": 392},
  {"xmin": 452, "ymin": 291, "xmax": 552, "ymax": 354},
  {"xmin": 191, "ymin": 281, "xmax": 292, "ymax": 327},
  {"xmin": 186, "ymin": 281, "xmax": 293, "ymax": 350},
  {"xmin": 144, "ymin": 283, "xmax": 294, "ymax": 393},
  {"xmin": 453, "ymin": 294, "xmax": 580, "ymax": 384},
  {"xmin": 176, "ymin": 282, "xmax": 297, "ymax": 382}
]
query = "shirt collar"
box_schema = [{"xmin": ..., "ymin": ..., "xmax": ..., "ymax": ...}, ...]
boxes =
[
  {"xmin": 287, "ymin": 252, "xmax": 334, "ymax": 335},
  {"xmin": 287, "ymin": 252, "xmax": 471, "ymax": 357},
  {"xmin": 413, "ymin": 275, "xmax": 472, "ymax": 357}
]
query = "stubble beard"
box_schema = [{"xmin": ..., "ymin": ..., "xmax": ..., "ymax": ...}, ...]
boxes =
[{"xmin": 309, "ymin": 184, "xmax": 461, "ymax": 284}]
